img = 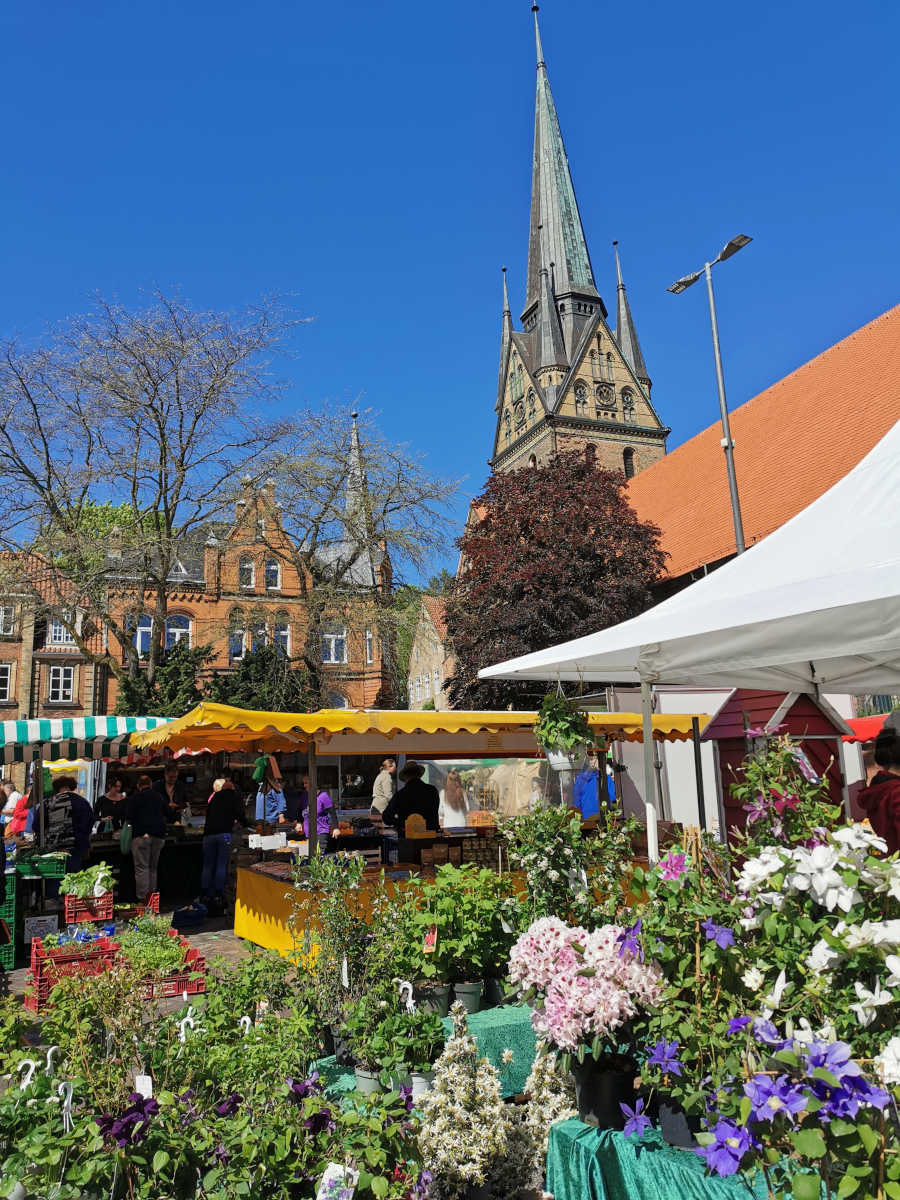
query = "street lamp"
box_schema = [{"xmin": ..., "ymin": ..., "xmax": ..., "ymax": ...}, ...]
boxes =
[{"xmin": 668, "ymin": 234, "xmax": 752, "ymax": 554}]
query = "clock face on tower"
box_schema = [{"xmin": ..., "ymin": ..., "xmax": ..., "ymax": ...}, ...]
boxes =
[{"xmin": 514, "ymin": 401, "xmax": 525, "ymax": 428}]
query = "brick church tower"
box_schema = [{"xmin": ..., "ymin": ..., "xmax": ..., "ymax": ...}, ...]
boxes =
[{"xmin": 491, "ymin": 7, "xmax": 669, "ymax": 479}]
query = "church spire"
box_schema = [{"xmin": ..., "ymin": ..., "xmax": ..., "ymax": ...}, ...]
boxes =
[
  {"xmin": 524, "ymin": 4, "xmax": 599, "ymax": 335},
  {"xmin": 345, "ymin": 410, "xmax": 366, "ymax": 516},
  {"xmin": 613, "ymin": 241, "xmax": 651, "ymax": 389},
  {"xmin": 535, "ymin": 258, "xmax": 567, "ymax": 383},
  {"xmin": 497, "ymin": 268, "xmax": 513, "ymax": 410}
]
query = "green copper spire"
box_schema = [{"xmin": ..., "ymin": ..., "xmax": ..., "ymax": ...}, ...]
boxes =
[
  {"xmin": 524, "ymin": 4, "xmax": 598, "ymax": 324},
  {"xmin": 613, "ymin": 241, "xmax": 651, "ymax": 387}
]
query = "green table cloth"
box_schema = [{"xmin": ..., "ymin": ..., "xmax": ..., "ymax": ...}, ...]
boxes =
[
  {"xmin": 316, "ymin": 1003, "xmax": 537, "ymax": 1100},
  {"xmin": 546, "ymin": 1120, "xmax": 768, "ymax": 1200}
]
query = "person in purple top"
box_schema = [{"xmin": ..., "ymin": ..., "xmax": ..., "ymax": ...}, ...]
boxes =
[{"xmin": 296, "ymin": 774, "xmax": 335, "ymax": 845}]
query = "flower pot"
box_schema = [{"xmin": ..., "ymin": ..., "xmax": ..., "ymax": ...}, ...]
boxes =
[
  {"xmin": 410, "ymin": 1069, "xmax": 435, "ymax": 1098},
  {"xmin": 658, "ymin": 1100, "xmax": 701, "ymax": 1148},
  {"xmin": 482, "ymin": 977, "xmax": 507, "ymax": 1009},
  {"xmin": 390, "ymin": 1070, "xmax": 412, "ymax": 1092},
  {"xmin": 570, "ymin": 1057, "xmax": 634, "ymax": 1128},
  {"xmin": 452, "ymin": 981, "xmax": 483, "ymax": 1014},
  {"xmin": 354, "ymin": 1066, "xmax": 381, "ymax": 1096},
  {"xmin": 415, "ymin": 982, "xmax": 451, "ymax": 1017},
  {"xmin": 545, "ymin": 746, "xmax": 587, "ymax": 772}
]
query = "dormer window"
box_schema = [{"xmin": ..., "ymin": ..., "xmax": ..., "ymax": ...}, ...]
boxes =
[
  {"xmin": 49, "ymin": 618, "xmax": 75, "ymax": 646},
  {"xmin": 0, "ymin": 606, "xmax": 14, "ymax": 637},
  {"xmin": 255, "ymin": 517, "xmax": 265, "ymax": 539},
  {"xmin": 239, "ymin": 559, "xmax": 254, "ymax": 589},
  {"xmin": 265, "ymin": 560, "xmax": 281, "ymax": 590}
]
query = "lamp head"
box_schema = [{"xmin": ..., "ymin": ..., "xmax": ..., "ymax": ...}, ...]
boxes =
[
  {"xmin": 717, "ymin": 234, "xmax": 752, "ymax": 262},
  {"xmin": 667, "ymin": 270, "xmax": 703, "ymax": 295}
]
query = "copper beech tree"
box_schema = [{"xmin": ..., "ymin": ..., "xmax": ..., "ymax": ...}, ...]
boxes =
[{"xmin": 445, "ymin": 450, "xmax": 667, "ymax": 709}]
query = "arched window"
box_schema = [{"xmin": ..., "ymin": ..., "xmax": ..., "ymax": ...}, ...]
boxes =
[
  {"xmin": 239, "ymin": 558, "xmax": 254, "ymax": 589},
  {"xmin": 622, "ymin": 390, "xmax": 636, "ymax": 423},
  {"xmin": 326, "ymin": 691, "xmax": 348, "ymax": 709},
  {"xmin": 251, "ymin": 621, "xmax": 267, "ymax": 653},
  {"xmin": 228, "ymin": 608, "xmax": 246, "ymax": 661},
  {"xmin": 623, "ymin": 447, "xmax": 636, "ymax": 480},
  {"xmin": 408, "ymin": 681, "xmax": 415, "ymax": 706},
  {"xmin": 425, "ymin": 673, "xmax": 432, "ymax": 698},
  {"xmin": 274, "ymin": 612, "xmax": 290, "ymax": 654},
  {"xmin": 527, "ymin": 389, "xmax": 536, "ymax": 419},
  {"xmin": 415, "ymin": 676, "xmax": 421, "ymax": 701},
  {"xmin": 265, "ymin": 560, "xmax": 281, "ymax": 590},
  {"xmin": 504, "ymin": 410, "xmax": 512, "ymax": 440},
  {"xmin": 321, "ymin": 623, "xmax": 347, "ymax": 664},
  {"xmin": 133, "ymin": 614, "xmax": 153, "ymax": 658},
  {"xmin": 514, "ymin": 401, "xmax": 525, "ymax": 429},
  {"xmin": 574, "ymin": 383, "xmax": 588, "ymax": 415},
  {"xmin": 165, "ymin": 614, "xmax": 192, "ymax": 649},
  {"xmin": 528, "ymin": 454, "xmax": 537, "ymax": 468},
  {"xmin": 365, "ymin": 628, "xmax": 374, "ymax": 664},
  {"xmin": 606, "ymin": 352, "xmax": 615, "ymax": 381},
  {"xmin": 433, "ymin": 668, "xmax": 440, "ymax": 698}
]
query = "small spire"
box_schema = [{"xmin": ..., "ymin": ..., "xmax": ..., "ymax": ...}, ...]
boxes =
[
  {"xmin": 532, "ymin": 4, "xmax": 545, "ymax": 69},
  {"xmin": 612, "ymin": 242, "xmax": 651, "ymax": 388},
  {"xmin": 502, "ymin": 266, "xmax": 510, "ymax": 315},
  {"xmin": 613, "ymin": 239, "xmax": 624, "ymax": 289}
]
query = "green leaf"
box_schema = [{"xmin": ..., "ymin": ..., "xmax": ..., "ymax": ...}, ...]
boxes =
[
  {"xmin": 837, "ymin": 1176, "xmax": 860, "ymax": 1198},
  {"xmin": 883, "ymin": 1183, "xmax": 900, "ymax": 1200},
  {"xmin": 152, "ymin": 1150, "xmax": 171, "ymax": 1173},
  {"xmin": 791, "ymin": 1173, "xmax": 823, "ymax": 1200},
  {"xmin": 371, "ymin": 1177, "xmax": 389, "ymax": 1198},
  {"xmin": 858, "ymin": 1124, "xmax": 880, "ymax": 1156},
  {"xmin": 792, "ymin": 1129, "xmax": 827, "ymax": 1158}
]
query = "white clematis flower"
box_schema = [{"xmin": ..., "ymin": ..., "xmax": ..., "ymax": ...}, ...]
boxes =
[
  {"xmin": 741, "ymin": 966, "xmax": 765, "ymax": 992},
  {"xmin": 806, "ymin": 939, "xmax": 843, "ymax": 974},
  {"xmin": 850, "ymin": 980, "xmax": 894, "ymax": 1028},
  {"xmin": 832, "ymin": 824, "xmax": 888, "ymax": 855},
  {"xmin": 874, "ymin": 1037, "xmax": 900, "ymax": 1086},
  {"xmin": 884, "ymin": 955, "xmax": 900, "ymax": 989}
]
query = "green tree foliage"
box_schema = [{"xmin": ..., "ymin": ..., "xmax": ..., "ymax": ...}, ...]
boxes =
[
  {"xmin": 206, "ymin": 643, "xmax": 314, "ymax": 713},
  {"xmin": 114, "ymin": 642, "xmax": 212, "ymax": 717},
  {"xmin": 445, "ymin": 450, "xmax": 667, "ymax": 709},
  {"xmin": 427, "ymin": 568, "xmax": 455, "ymax": 595}
]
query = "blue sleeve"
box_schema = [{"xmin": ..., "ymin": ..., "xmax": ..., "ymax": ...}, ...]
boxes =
[{"xmin": 71, "ymin": 797, "xmax": 94, "ymax": 848}]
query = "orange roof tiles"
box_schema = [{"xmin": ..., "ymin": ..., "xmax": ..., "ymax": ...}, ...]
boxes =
[
  {"xmin": 422, "ymin": 594, "xmax": 448, "ymax": 641},
  {"xmin": 627, "ymin": 304, "xmax": 900, "ymax": 581}
]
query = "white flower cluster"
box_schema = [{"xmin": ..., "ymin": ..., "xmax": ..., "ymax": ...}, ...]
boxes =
[
  {"xmin": 500, "ymin": 1045, "xmax": 577, "ymax": 1198},
  {"xmin": 418, "ymin": 1003, "xmax": 510, "ymax": 1200},
  {"xmin": 874, "ymin": 1036, "xmax": 900, "ymax": 1087}
]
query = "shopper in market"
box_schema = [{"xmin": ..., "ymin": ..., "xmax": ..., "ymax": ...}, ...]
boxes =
[
  {"xmin": 5, "ymin": 784, "xmax": 32, "ymax": 836},
  {"xmin": 439, "ymin": 768, "xmax": 469, "ymax": 828},
  {"xmin": 201, "ymin": 775, "xmax": 249, "ymax": 913},
  {"xmin": 0, "ymin": 778, "xmax": 22, "ymax": 827},
  {"xmin": 370, "ymin": 757, "xmax": 396, "ymax": 818},
  {"xmin": 154, "ymin": 762, "xmax": 190, "ymax": 822},
  {"xmin": 127, "ymin": 773, "xmax": 168, "ymax": 902},
  {"xmin": 96, "ymin": 776, "xmax": 127, "ymax": 831},
  {"xmin": 255, "ymin": 773, "xmax": 287, "ymax": 824},
  {"xmin": 37, "ymin": 776, "xmax": 94, "ymax": 871},
  {"xmin": 858, "ymin": 726, "xmax": 900, "ymax": 853},
  {"xmin": 382, "ymin": 761, "xmax": 439, "ymax": 835},
  {"xmin": 296, "ymin": 773, "xmax": 335, "ymax": 845}
]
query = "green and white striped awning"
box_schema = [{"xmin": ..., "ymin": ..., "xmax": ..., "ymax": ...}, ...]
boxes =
[{"xmin": 0, "ymin": 716, "xmax": 172, "ymax": 764}]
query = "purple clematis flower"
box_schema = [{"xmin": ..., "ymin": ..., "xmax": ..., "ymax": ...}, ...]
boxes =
[
  {"xmin": 659, "ymin": 851, "xmax": 688, "ymax": 882},
  {"xmin": 303, "ymin": 1105, "xmax": 336, "ymax": 1134},
  {"xmin": 743, "ymin": 1074, "xmax": 807, "ymax": 1123},
  {"xmin": 697, "ymin": 1119, "xmax": 754, "ymax": 1176},
  {"xmin": 96, "ymin": 1094, "xmax": 160, "ymax": 1148},
  {"xmin": 399, "ymin": 1083, "xmax": 414, "ymax": 1112},
  {"xmin": 413, "ymin": 1169, "xmax": 434, "ymax": 1199},
  {"xmin": 727, "ymin": 1016, "xmax": 751, "ymax": 1035},
  {"xmin": 214, "ymin": 1092, "xmax": 242, "ymax": 1117},
  {"xmin": 620, "ymin": 1097, "xmax": 652, "ymax": 1139},
  {"xmin": 287, "ymin": 1072, "xmax": 323, "ymax": 1101},
  {"xmin": 701, "ymin": 918, "xmax": 735, "ymax": 950},
  {"xmin": 752, "ymin": 1019, "xmax": 792, "ymax": 1050},
  {"xmin": 648, "ymin": 1039, "xmax": 682, "ymax": 1076},
  {"xmin": 616, "ymin": 919, "xmax": 644, "ymax": 961},
  {"xmin": 804, "ymin": 1041, "xmax": 862, "ymax": 1081},
  {"xmin": 212, "ymin": 1142, "xmax": 230, "ymax": 1167}
]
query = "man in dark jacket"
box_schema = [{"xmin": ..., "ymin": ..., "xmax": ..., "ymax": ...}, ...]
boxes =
[
  {"xmin": 201, "ymin": 776, "xmax": 249, "ymax": 911},
  {"xmin": 382, "ymin": 762, "xmax": 440, "ymax": 836},
  {"xmin": 37, "ymin": 776, "xmax": 94, "ymax": 871},
  {"xmin": 127, "ymin": 775, "xmax": 167, "ymax": 902}
]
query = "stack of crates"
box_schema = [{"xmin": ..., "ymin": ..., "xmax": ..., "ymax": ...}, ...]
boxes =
[{"xmin": 0, "ymin": 869, "xmax": 15, "ymax": 971}]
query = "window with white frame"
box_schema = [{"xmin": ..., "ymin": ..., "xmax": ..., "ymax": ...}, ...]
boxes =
[
  {"xmin": 265, "ymin": 560, "xmax": 281, "ymax": 590},
  {"xmin": 49, "ymin": 618, "xmax": 75, "ymax": 645},
  {"xmin": 274, "ymin": 615, "xmax": 290, "ymax": 654},
  {"xmin": 365, "ymin": 628, "xmax": 374, "ymax": 665},
  {"xmin": 425, "ymin": 673, "xmax": 431, "ymax": 698},
  {"xmin": 133, "ymin": 615, "xmax": 152, "ymax": 657},
  {"xmin": 326, "ymin": 691, "xmax": 348, "ymax": 709},
  {"xmin": 239, "ymin": 558, "xmax": 255, "ymax": 589},
  {"xmin": 0, "ymin": 664, "xmax": 10, "ymax": 702},
  {"xmin": 321, "ymin": 624, "xmax": 347, "ymax": 665},
  {"xmin": 229, "ymin": 627, "xmax": 246, "ymax": 661},
  {"xmin": 165, "ymin": 614, "xmax": 192, "ymax": 649},
  {"xmin": 0, "ymin": 606, "xmax": 14, "ymax": 637},
  {"xmin": 415, "ymin": 676, "xmax": 421, "ymax": 701},
  {"xmin": 251, "ymin": 623, "xmax": 267, "ymax": 653},
  {"xmin": 433, "ymin": 669, "xmax": 440, "ymax": 698},
  {"xmin": 49, "ymin": 664, "xmax": 74, "ymax": 703}
]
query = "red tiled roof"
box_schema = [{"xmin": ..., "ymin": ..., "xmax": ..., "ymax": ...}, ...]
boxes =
[
  {"xmin": 422, "ymin": 594, "xmax": 448, "ymax": 641},
  {"xmin": 627, "ymin": 304, "xmax": 900, "ymax": 580}
]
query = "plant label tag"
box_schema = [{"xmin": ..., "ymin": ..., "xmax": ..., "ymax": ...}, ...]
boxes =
[
  {"xmin": 134, "ymin": 1074, "xmax": 153, "ymax": 1099},
  {"xmin": 316, "ymin": 1162, "xmax": 359, "ymax": 1199},
  {"xmin": 255, "ymin": 999, "xmax": 269, "ymax": 1026},
  {"xmin": 341, "ymin": 956, "xmax": 349, "ymax": 988},
  {"xmin": 501, "ymin": 917, "xmax": 513, "ymax": 934},
  {"xmin": 423, "ymin": 924, "xmax": 437, "ymax": 954}
]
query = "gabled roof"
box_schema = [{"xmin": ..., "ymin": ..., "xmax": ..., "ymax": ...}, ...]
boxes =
[
  {"xmin": 627, "ymin": 304, "xmax": 900, "ymax": 581},
  {"xmin": 422, "ymin": 594, "xmax": 448, "ymax": 642}
]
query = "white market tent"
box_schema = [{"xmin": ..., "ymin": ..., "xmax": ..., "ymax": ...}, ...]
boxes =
[
  {"xmin": 0, "ymin": 715, "xmax": 171, "ymax": 765},
  {"xmin": 480, "ymin": 417, "xmax": 900, "ymax": 857}
]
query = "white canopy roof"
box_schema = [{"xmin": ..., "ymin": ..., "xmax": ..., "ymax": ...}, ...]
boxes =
[{"xmin": 480, "ymin": 418, "xmax": 900, "ymax": 693}]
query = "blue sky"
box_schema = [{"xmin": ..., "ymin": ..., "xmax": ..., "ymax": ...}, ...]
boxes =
[{"xmin": 2, "ymin": 1, "xmax": 898, "ymax": 576}]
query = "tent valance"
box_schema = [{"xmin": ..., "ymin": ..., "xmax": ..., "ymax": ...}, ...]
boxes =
[
  {"xmin": 129, "ymin": 702, "xmax": 710, "ymax": 757},
  {"xmin": 0, "ymin": 715, "xmax": 171, "ymax": 764}
]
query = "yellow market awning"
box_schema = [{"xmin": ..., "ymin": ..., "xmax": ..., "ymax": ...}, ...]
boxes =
[{"xmin": 129, "ymin": 702, "xmax": 710, "ymax": 758}]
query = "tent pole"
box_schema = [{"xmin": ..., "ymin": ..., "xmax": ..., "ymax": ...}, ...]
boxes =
[
  {"xmin": 34, "ymin": 752, "xmax": 45, "ymax": 850},
  {"xmin": 640, "ymin": 679, "xmax": 659, "ymax": 862},
  {"xmin": 308, "ymin": 744, "xmax": 318, "ymax": 858},
  {"xmin": 692, "ymin": 717, "xmax": 707, "ymax": 831}
]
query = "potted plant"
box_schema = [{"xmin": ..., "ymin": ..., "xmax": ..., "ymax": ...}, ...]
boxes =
[
  {"xmin": 533, "ymin": 692, "xmax": 593, "ymax": 771},
  {"xmin": 508, "ymin": 915, "xmax": 663, "ymax": 1127},
  {"xmin": 373, "ymin": 1007, "xmax": 446, "ymax": 1096}
]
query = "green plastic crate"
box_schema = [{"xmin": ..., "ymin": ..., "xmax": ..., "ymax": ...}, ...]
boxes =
[
  {"xmin": 18, "ymin": 854, "xmax": 67, "ymax": 880},
  {"xmin": 0, "ymin": 873, "xmax": 15, "ymax": 924},
  {"xmin": 0, "ymin": 941, "xmax": 14, "ymax": 972}
]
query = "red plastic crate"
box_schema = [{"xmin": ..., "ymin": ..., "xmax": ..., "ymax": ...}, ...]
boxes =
[
  {"xmin": 142, "ymin": 934, "xmax": 206, "ymax": 999},
  {"xmin": 26, "ymin": 936, "xmax": 121, "ymax": 1012},
  {"xmin": 114, "ymin": 893, "xmax": 160, "ymax": 923},
  {"xmin": 64, "ymin": 891, "xmax": 114, "ymax": 924}
]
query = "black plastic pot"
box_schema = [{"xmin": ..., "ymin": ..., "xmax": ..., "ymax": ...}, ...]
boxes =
[
  {"xmin": 570, "ymin": 1057, "xmax": 635, "ymax": 1128},
  {"xmin": 414, "ymin": 983, "xmax": 451, "ymax": 1017},
  {"xmin": 658, "ymin": 1100, "xmax": 701, "ymax": 1148},
  {"xmin": 330, "ymin": 1024, "xmax": 353, "ymax": 1067}
]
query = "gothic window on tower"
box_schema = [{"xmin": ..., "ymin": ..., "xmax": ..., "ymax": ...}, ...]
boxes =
[
  {"xmin": 622, "ymin": 391, "xmax": 636, "ymax": 424},
  {"xmin": 527, "ymin": 389, "xmax": 536, "ymax": 419},
  {"xmin": 596, "ymin": 383, "xmax": 615, "ymax": 412},
  {"xmin": 574, "ymin": 383, "xmax": 588, "ymax": 416},
  {"xmin": 623, "ymin": 447, "xmax": 635, "ymax": 479},
  {"xmin": 606, "ymin": 353, "xmax": 615, "ymax": 381},
  {"xmin": 504, "ymin": 410, "xmax": 512, "ymax": 440},
  {"xmin": 514, "ymin": 401, "xmax": 525, "ymax": 429}
]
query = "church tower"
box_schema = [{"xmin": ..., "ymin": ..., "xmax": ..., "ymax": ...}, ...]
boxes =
[{"xmin": 491, "ymin": 7, "xmax": 669, "ymax": 479}]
